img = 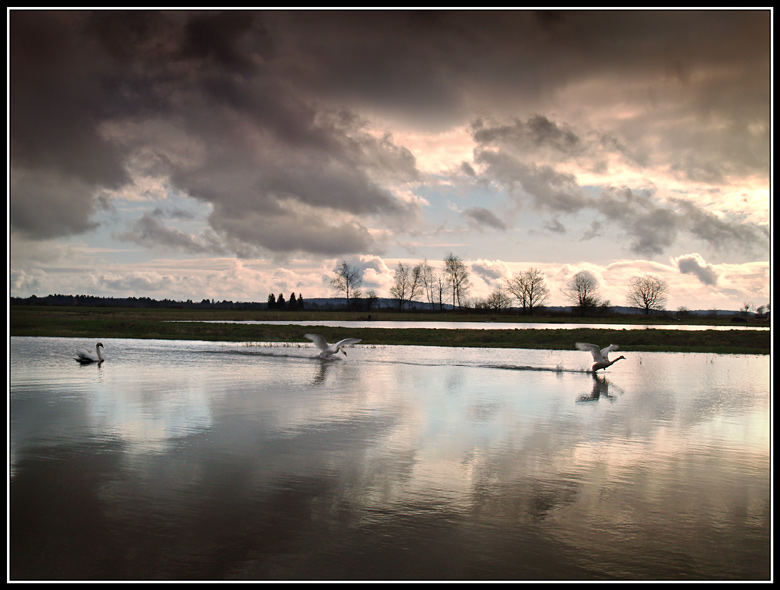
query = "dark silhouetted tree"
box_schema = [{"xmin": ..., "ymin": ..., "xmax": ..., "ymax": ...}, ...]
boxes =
[
  {"xmin": 506, "ymin": 268, "xmax": 550, "ymax": 314},
  {"xmin": 627, "ymin": 275, "xmax": 669, "ymax": 314},
  {"xmin": 419, "ymin": 259, "xmax": 439, "ymax": 311},
  {"xmin": 485, "ymin": 286, "xmax": 511, "ymax": 310},
  {"xmin": 444, "ymin": 253, "xmax": 470, "ymax": 308},
  {"xmin": 330, "ymin": 261, "xmax": 363, "ymax": 309},
  {"xmin": 390, "ymin": 261, "xmax": 423, "ymax": 310},
  {"xmin": 563, "ymin": 270, "xmax": 602, "ymax": 313}
]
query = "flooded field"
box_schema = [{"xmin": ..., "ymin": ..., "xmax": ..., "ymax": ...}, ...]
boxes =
[
  {"xmin": 167, "ymin": 319, "xmax": 770, "ymax": 331},
  {"xmin": 9, "ymin": 336, "xmax": 771, "ymax": 581}
]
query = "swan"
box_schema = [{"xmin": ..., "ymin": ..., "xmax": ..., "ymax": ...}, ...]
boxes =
[
  {"xmin": 575, "ymin": 342, "xmax": 625, "ymax": 373},
  {"xmin": 304, "ymin": 334, "xmax": 362, "ymax": 359},
  {"xmin": 75, "ymin": 342, "xmax": 104, "ymax": 364}
]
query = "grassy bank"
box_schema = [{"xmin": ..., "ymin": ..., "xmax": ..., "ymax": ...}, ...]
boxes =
[{"xmin": 9, "ymin": 305, "xmax": 771, "ymax": 354}]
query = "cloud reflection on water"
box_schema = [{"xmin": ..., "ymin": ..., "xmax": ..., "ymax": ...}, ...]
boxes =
[{"xmin": 9, "ymin": 337, "xmax": 770, "ymax": 580}]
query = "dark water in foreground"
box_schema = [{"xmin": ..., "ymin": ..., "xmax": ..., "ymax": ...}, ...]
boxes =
[{"xmin": 9, "ymin": 337, "xmax": 771, "ymax": 581}]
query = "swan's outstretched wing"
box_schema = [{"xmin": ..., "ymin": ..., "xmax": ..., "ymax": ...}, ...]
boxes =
[
  {"xmin": 600, "ymin": 344, "xmax": 619, "ymax": 360},
  {"xmin": 575, "ymin": 342, "xmax": 602, "ymax": 361},
  {"xmin": 304, "ymin": 333, "xmax": 329, "ymax": 352},
  {"xmin": 335, "ymin": 338, "xmax": 361, "ymax": 349}
]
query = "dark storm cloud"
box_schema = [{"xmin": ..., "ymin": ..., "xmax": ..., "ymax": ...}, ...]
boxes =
[
  {"xmin": 151, "ymin": 206, "xmax": 195, "ymax": 220},
  {"xmin": 474, "ymin": 148, "xmax": 588, "ymax": 213},
  {"xmin": 463, "ymin": 207, "xmax": 507, "ymax": 231},
  {"xmin": 10, "ymin": 168, "xmax": 107, "ymax": 238},
  {"xmin": 544, "ymin": 219, "xmax": 566, "ymax": 234},
  {"xmin": 208, "ymin": 206, "xmax": 375, "ymax": 257},
  {"xmin": 10, "ymin": 9, "xmax": 770, "ymax": 256},
  {"xmin": 116, "ymin": 212, "xmax": 228, "ymax": 254},
  {"xmin": 9, "ymin": 10, "xmax": 420, "ymax": 254},
  {"xmin": 470, "ymin": 261, "xmax": 506, "ymax": 282},
  {"xmin": 676, "ymin": 254, "xmax": 719, "ymax": 286},
  {"xmin": 595, "ymin": 188, "xmax": 768, "ymax": 257},
  {"xmin": 671, "ymin": 199, "xmax": 770, "ymax": 255},
  {"xmin": 580, "ymin": 221, "xmax": 602, "ymax": 241},
  {"xmin": 473, "ymin": 122, "xmax": 769, "ymax": 257},
  {"xmin": 473, "ymin": 116, "xmax": 583, "ymax": 156},
  {"xmin": 591, "ymin": 188, "xmax": 769, "ymax": 257}
]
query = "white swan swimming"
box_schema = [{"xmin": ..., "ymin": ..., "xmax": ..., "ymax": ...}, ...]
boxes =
[
  {"xmin": 304, "ymin": 334, "xmax": 362, "ymax": 359},
  {"xmin": 75, "ymin": 342, "xmax": 104, "ymax": 364},
  {"xmin": 575, "ymin": 342, "xmax": 625, "ymax": 373}
]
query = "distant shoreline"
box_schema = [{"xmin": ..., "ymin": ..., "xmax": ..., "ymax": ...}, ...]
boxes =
[{"xmin": 9, "ymin": 305, "xmax": 770, "ymax": 355}]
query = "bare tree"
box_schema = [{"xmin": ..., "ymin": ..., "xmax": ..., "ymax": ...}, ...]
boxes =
[
  {"xmin": 485, "ymin": 286, "xmax": 512, "ymax": 310},
  {"xmin": 419, "ymin": 259, "xmax": 439, "ymax": 311},
  {"xmin": 563, "ymin": 270, "xmax": 602, "ymax": 311},
  {"xmin": 391, "ymin": 262, "xmax": 424, "ymax": 310},
  {"xmin": 627, "ymin": 275, "xmax": 668, "ymax": 314},
  {"xmin": 444, "ymin": 253, "xmax": 470, "ymax": 308},
  {"xmin": 330, "ymin": 261, "xmax": 363, "ymax": 308},
  {"xmin": 436, "ymin": 273, "xmax": 446, "ymax": 311},
  {"xmin": 390, "ymin": 262, "xmax": 410, "ymax": 310},
  {"xmin": 506, "ymin": 274, "xmax": 528, "ymax": 310},
  {"xmin": 523, "ymin": 268, "xmax": 550, "ymax": 313},
  {"xmin": 410, "ymin": 263, "xmax": 424, "ymax": 308},
  {"xmin": 506, "ymin": 268, "xmax": 550, "ymax": 314}
]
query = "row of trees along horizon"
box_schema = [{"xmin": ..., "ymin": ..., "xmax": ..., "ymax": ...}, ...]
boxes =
[
  {"xmin": 328, "ymin": 254, "xmax": 769, "ymax": 317},
  {"xmin": 10, "ymin": 253, "xmax": 769, "ymax": 317}
]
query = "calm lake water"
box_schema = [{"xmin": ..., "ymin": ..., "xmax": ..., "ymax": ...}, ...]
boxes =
[{"xmin": 9, "ymin": 336, "xmax": 771, "ymax": 581}]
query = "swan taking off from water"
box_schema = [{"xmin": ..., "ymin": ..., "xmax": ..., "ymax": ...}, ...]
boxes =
[
  {"xmin": 75, "ymin": 342, "xmax": 104, "ymax": 364},
  {"xmin": 305, "ymin": 334, "xmax": 362, "ymax": 359},
  {"xmin": 575, "ymin": 342, "xmax": 625, "ymax": 373}
]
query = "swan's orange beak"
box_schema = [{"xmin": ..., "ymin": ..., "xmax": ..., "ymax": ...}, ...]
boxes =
[{"xmin": 342, "ymin": 349, "xmax": 347, "ymax": 355}]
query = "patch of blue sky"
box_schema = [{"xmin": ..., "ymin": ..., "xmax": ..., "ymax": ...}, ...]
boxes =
[
  {"xmin": 70, "ymin": 190, "xmax": 216, "ymax": 263},
  {"xmin": 408, "ymin": 180, "xmax": 603, "ymax": 263},
  {"xmin": 414, "ymin": 179, "xmax": 505, "ymax": 224}
]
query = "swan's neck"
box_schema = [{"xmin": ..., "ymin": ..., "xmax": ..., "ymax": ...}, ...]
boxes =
[{"xmin": 96, "ymin": 345, "xmax": 103, "ymax": 361}]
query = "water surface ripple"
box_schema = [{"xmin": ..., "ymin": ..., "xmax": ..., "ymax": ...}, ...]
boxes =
[{"xmin": 9, "ymin": 337, "xmax": 770, "ymax": 581}]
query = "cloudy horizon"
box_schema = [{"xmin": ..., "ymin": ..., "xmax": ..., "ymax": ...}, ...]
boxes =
[{"xmin": 9, "ymin": 9, "xmax": 772, "ymax": 311}]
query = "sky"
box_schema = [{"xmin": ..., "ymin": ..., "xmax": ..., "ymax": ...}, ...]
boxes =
[{"xmin": 8, "ymin": 9, "xmax": 773, "ymax": 311}]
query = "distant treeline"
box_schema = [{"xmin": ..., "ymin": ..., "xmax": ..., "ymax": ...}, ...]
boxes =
[
  {"xmin": 9, "ymin": 293, "xmax": 399, "ymax": 312},
  {"xmin": 9, "ymin": 293, "xmax": 421, "ymax": 312},
  {"xmin": 10, "ymin": 294, "xmax": 272, "ymax": 310},
  {"xmin": 267, "ymin": 292, "xmax": 304, "ymax": 310},
  {"xmin": 9, "ymin": 293, "xmax": 768, "ymax": 321}
]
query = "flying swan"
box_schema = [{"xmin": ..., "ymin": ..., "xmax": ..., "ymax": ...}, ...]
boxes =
[
  {"xmin": 75, "ymin": 342, "xmax": 105, "ymax": 364},
  {"xmin": 575, "ymin": 342, "xmax": 625, "ymax": 373},
  {"xmin": 305, "ymin": 334, "xmax": 362, "ymax": 359}
]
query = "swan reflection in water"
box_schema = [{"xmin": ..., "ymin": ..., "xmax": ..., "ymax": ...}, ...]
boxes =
[
  {"xmin": 577, "ymin": 374, "xmax": 620, "ymax": 403},
  {"xmin": 311, "ymin": 359, "xmax": 334, "ymax": 385}
]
